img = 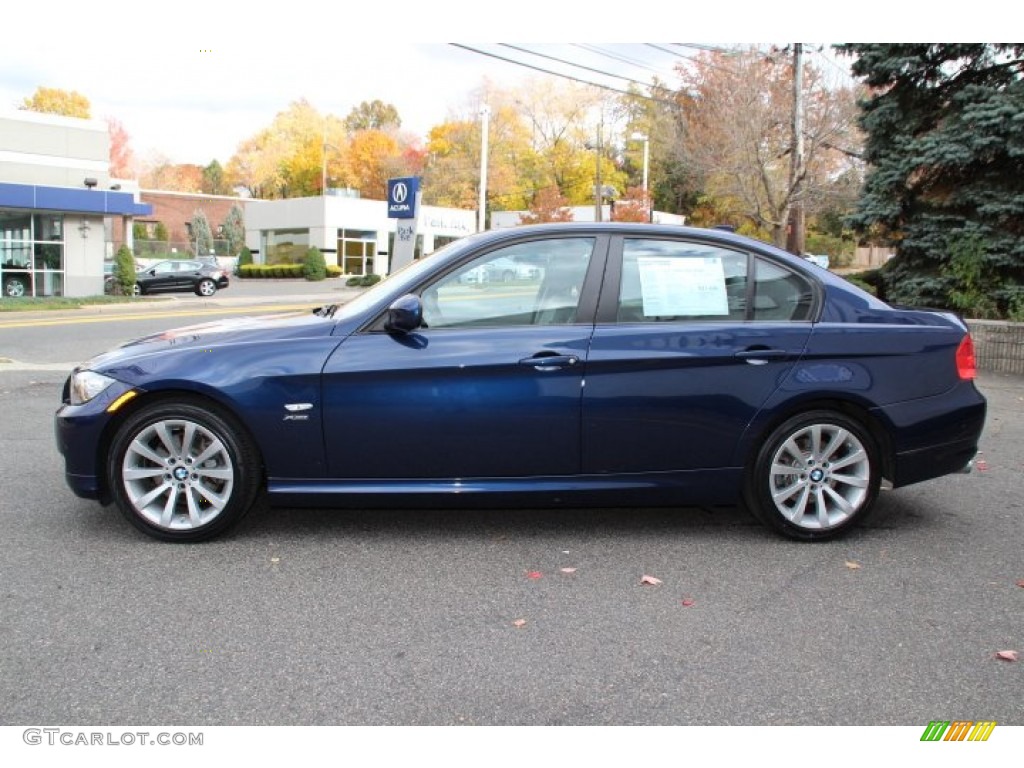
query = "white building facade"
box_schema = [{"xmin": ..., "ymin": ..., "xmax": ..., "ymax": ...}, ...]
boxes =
[
  {"xmin": 0, "ymin": 110, "xmax": 150, "ymax": 298},
  {"xmin": 244, "ymin": 194, "xmax": 477, "ymax": 276}
]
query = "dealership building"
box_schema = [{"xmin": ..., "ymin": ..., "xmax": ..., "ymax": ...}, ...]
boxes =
[
  {"xmin": 0, "ymin": 110, "xmax": 151, "ymax": 298},
  {"xmin": 243, "ymin": 193, "xmax": 477, "ymax": 276}
]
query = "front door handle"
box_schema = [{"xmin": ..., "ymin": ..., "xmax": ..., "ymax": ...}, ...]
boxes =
[{"xmin": 518, "ymin": 353, "xmax": 580, "ymax": 370}]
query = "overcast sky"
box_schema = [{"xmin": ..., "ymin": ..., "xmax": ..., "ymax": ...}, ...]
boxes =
[{"xmin": 2, "ymin": 2, "xmax": 986, "ymax": 167}]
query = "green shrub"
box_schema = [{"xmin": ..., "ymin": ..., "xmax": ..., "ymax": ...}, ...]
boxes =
[
  {"xmin": 360, "ymin": 274, "xmax": 381, "ymax": 287},
  {"xmin": 303, "ymin": 248, "xmax": 327, "ymax": 281},
  {"xmin": 346, "ymin": 276, "xmax": 362, "ymax": 287},
  {"xmin": 238, "ymin": 246, "xmax": 253, "ymax": 269},
  {"xmin": 326, "ymin": 265, "xmax": 342, "ymax": 278},
  {"xmin": 113, "ymin": 245, "xmax": 136, "ymax": 295}
]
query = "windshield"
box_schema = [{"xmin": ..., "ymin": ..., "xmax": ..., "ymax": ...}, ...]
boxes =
[{"xmin": 329, "ymin": 235, "xmax": 483, "ymax": 322}]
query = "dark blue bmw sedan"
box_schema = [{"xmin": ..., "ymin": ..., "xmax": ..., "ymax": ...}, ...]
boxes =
[{"xmin": 55, "ymin": 224, "xmax": 986, "ymax": 542}]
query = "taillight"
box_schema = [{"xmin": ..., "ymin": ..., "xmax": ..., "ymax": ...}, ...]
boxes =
[{"xmin": 956, "ymin": 335, "xmax": 977, "ymax": 380}]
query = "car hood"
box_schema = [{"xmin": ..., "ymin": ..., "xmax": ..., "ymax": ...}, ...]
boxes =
[{"xmin": 85, "ymin": 309, "xmax": 340, "ymax": 372}]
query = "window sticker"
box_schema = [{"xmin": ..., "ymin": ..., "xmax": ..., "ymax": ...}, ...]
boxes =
[{"xmin": 637, "ymin": 256, "xmax": 729, "ymax": 316}]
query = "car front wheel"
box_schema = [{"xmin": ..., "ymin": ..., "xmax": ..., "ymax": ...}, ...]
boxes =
[
  {"xmin": 107, "ymin": 400, "xmax": 261, "ymax": 541},
  {"xmin": 196, "ymin": 278, "xmax": 217, "ymax": 296},
  {"xmin": 744, "ymin": 410, "xmax": 880, "ymax": 541},
  {"xmin": 3, "ymin": 275, "xmax": 28, "ymax": 298}
]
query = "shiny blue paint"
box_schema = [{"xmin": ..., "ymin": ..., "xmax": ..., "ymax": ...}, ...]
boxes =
[
  {"xmin": 322, "ymin": 326, "xmax": 590, "ymax": 478},
  {"xmin": 54, "ymin": 223, "xmax": 987, "ymax": 526}
]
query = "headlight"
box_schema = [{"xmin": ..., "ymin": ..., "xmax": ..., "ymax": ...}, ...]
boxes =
[{"xmin": 69, "ymin": 370, "xmax": 117, "ymax": 405}]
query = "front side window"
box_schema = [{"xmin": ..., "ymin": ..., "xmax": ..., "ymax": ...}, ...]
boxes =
[{"xmin": 421, "ymin": 238, "xmax": 594, "ymax": 329}]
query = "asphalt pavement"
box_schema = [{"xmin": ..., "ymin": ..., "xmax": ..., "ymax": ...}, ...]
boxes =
[{"xmin": 0, "ymin": 285, "xmax": 1021, "ymax": 727}]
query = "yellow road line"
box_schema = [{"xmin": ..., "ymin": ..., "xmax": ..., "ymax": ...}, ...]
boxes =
[{"xmin": 0, "ymin": 303, "xmax": 321, "ymax": 330}]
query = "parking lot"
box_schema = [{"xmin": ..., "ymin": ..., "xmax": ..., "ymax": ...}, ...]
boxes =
[{"xmin": 0, "ymin": 290, "xmax": 1020, "ymax": 726}]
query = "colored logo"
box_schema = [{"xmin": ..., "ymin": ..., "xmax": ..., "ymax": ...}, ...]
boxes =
[
  {"xmin": 387, "ymin": 177, "xmax": 420, "ymax": 219},
  {"xmin": 920, "ymin": 721, "xmax": 996, "ymax": 742}
]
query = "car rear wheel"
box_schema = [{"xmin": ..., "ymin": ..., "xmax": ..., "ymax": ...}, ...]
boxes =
[
  {"xmin": 108, "ymin": 400, "xmax": 262, "ymax": 542},
  {"xmin": 744, "ymin": 410, "xmax": 880, "ymax": 541},
  {"xmin": 196, "ymin": 278, "xmax": 217, "ymax": 296}
]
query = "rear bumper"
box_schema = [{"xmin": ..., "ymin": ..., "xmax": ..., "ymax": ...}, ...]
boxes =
[{"xmin": 875, "ymin": 382, "xmax": 987, "ymax": 488}]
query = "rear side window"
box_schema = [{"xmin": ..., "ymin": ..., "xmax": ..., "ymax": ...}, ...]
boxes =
[
  {"xmin": 751, "ymin": 259, "xmax": 814, "ymax": 321},
  {"xmin": 617, "ymin": 238, "xmax": 813, "ymax": 322},
  {"xmin": 618, "ymin": 239, "xmax": 748, "ymax": 322}
]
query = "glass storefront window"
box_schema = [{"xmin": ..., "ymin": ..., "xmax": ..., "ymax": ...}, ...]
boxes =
[
  {"xmin": 1, "ymin": 209, "xmax": 64, "ymax": 298},
  {"xmin": 338, "ymin": 229, "xmax": 377, "ymax": 276},
  {"xmin": 262, "ymin": 228, "xmax": 310, "ymax": 265}
]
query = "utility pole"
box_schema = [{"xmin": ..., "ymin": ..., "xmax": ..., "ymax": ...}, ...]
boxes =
[
  {"xmin": 594, "ymin": 120, "xmax": 603, "ymax": 222},
  {"xmin": 786, "ymin": 42, "xmax": 806, "ymax": 255},
  {"xmin": 478, "ymin": 105, "xmax": 490, "ymax": 233}
]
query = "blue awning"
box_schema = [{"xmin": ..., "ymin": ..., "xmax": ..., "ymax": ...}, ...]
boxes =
[{"xmin": 0, "ymin": 182, "xmax": 152, "ymax": 216}]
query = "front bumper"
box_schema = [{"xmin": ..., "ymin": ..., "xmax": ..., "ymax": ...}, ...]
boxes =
[{"xmin": 54, "ymin": 377, "xmax": 138, "ymax": 504}]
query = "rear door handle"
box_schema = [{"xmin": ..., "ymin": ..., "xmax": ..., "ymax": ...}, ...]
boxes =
[
  {"xmin": 518, "ymin": 353, "xmax": 580, "ymax": 370},
  {"xmin": 734, "ymin": 348, "xmax": 789, "ymax": 364}
]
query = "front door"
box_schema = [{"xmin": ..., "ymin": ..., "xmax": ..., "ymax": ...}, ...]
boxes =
[{"xmin": 321, "ymin": 236, "xmax": 604, "ymax": 479}]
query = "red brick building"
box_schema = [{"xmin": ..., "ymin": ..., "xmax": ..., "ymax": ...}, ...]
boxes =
[{"xmin": 114, "ymin": 190, "xmax": 251, "ymax": 255}]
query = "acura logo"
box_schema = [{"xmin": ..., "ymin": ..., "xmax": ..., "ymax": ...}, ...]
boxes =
[{"xmin": 392, "ymin": 182, "xmax": 408, "ymax": 204}]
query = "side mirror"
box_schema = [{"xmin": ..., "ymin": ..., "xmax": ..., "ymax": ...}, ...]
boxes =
[{"xmin": 385, "ymin": 294, "xmax": 423, "ymax": 334}]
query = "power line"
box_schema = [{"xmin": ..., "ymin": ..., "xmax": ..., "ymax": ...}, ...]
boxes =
[
  {"xmin": 571, "ymin": 44, "xmax": 679, "ymax": 80},
  {"xmin": 448, "ymin": 44, "xmax": 678, "ymax": 104},
  {"xmin": 498, "ymin": 44, "xmax": 646, "ymax": 87}
]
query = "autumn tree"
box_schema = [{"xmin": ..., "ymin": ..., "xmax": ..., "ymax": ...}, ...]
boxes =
[
  {"xmin": 140, "ymin": 156, "xmax": 203, "ymax": 192},
  {"xmin": 674, "ymin": 48, "xmax": 862, "ymax": 248},
  {"xmin": 202, "ymin": 160, "xmax": 229, "ymax": 195},
  {"xmin": 513, "ymin": 79, "xmax": 626, "ymax": 205},
  {"xmin": 226, "ymin": 100, "xmax": 343, "ymax": 198},
  {"xmin": 616, "ymin": 79, "xmax": 700, "ymax": 217},
  {"xmin": 21, "ymin": 86, "xmax": 91, "ymax": 118},
  {"xmin": 344, "ymin": 100, "xmax": 401, "ymax": 132},
  {"xmin": 519, "ymin": 186, "xmax": 574, "ymax": 224},
  {"xmin": 611, "ymin": 187, "xmax": 653, "ymax": 222},
  {"xmin": 340, "ymin": 129, "xmax": 401, "ymax": 200},
  {"xmin": 107, "ymin": 117, "xmax": 136, "ymax": 178}
]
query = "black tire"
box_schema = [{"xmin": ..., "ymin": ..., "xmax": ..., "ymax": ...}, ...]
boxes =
[
  {"xmin": 107, "ymin": 399, "xmax": 262, "ymax": 542},
  {"xmin": 196, "ymin": 278, "xmax": 217, "ymax": 297},
  {"xmin": 743, "ymin": 410, "xmax": 880, "ymax": 541}
]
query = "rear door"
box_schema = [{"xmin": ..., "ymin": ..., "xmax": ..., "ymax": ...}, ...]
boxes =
[{"xmin": 582, "ymin": 235, "xmax": 816, "ymax": 474}]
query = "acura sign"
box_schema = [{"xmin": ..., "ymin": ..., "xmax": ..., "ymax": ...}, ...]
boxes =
[{"xmin": 387, "ymin": 177, "xmax": 420, "ymax": 219}]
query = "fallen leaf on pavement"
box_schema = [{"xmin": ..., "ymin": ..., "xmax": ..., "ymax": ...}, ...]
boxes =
[
  {"xmin": 526, "ymin": 571, "xmax": 543, "ymax": 580},
  {"xmin": 560, "ymin": 567, "xmax": 577, "ymax": 574},
  {"xmin": 270, "ymin": 557, "xmax": 280, "ymax": 564},
  {"xmin": 845, "ymin": 560, "xmax": 862, "ymax": 570},
  {"xmin": 640, "ymin": 575, "xmax": 662, "ymax": 586},
  {"xmin": 995, "ymin": 650, "xmax": 1018, "ymax": 662},
  {"xmin": 512, "ymin": 619, "xmax": 527, "ymax": 628},
  {"xmin": 680, "ymin": 598, "xmax": 696, "ymax": 607},
  {"xmin": 1015, "ymin": 579, "xmax": 1024, "ymax": 588}
]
